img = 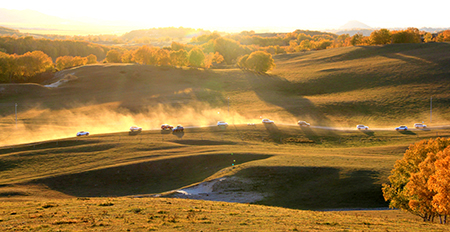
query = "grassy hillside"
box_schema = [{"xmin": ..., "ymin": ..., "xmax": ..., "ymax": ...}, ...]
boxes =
[
  {"xmin": 1, "ymin": 43, "xmax": 450, "ymax": 230},
  {"xmin": 1, "ymin": 125, "xmax": 450, "ymax": 230},
  {"xmin": 1, "ymin": 43, "xmax": 449, "ymax": 147}
]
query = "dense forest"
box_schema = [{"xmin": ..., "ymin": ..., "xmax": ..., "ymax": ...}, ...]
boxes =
[{"xmin": 1, "ymin": 26, "xmax": 450, "ymax": 83}]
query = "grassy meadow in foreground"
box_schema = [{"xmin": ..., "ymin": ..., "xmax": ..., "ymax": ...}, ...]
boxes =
[{"xmin": 1, "ymin": 197, "xmax": 448, "ymax": 231}]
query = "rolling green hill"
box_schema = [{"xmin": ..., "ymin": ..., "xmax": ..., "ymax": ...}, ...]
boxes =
[{"xmin": 1, "ymin": 43, "xmax": 450, "ymax": 230}]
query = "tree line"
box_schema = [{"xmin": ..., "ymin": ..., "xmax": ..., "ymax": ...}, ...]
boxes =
[
  {"xmin": 383, "ymin": 137, "xmax": 450, "ymax": 223},
  {"xmin": 1, "ymin": 28, "xmax": 450, "ymax": 83},
  {"xmin": 0, "ymin": 36, "xmax": 108, "ymax": 60}
]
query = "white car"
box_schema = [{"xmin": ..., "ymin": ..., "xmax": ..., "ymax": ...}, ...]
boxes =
[
  {"xmin": 173, "ymin": 125, "xmax": 184, "ymax": 132},
  {"xmin": 217, "ymin": 121, "xmax": 228, "ymax": 127},
  {"xmin": 76, "ymin": 131, "xmax": 89, "ymax": 136},
  {"xmin": 262, "ymin": 118, "xmax": 274, "ymax": 124},
  {"xmin": 396, "ymin": 125, "xmax": 408, "ymax": 131},
  {"xmin": 356, "ymin": 124, "xmax": 369, "ymax": 130},
  {"xmin": 130, "ymin": 126, "xmax": 142, "ymax": 132},
  {"xmin": 414, "ymin": 123, "xmax": 427, "ymax": 129},
  {"xmin": 298, "ymin": 121, "xmax": 310, "ymax": 127}
]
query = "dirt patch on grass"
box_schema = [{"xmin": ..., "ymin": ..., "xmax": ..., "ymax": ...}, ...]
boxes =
[
  {"xmin": 167, "ymin": 176, "xmax": 268, "ymax": 203},
  {"xmin": 30, "ymin": 154, "xmax": 271, "ymax": 198}
]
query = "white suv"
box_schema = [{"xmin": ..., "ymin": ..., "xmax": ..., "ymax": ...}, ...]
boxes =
[
  {"xmin": 262, "ymin": 118, "xmax": 274, "ymax": 124},
  {"xmin": 298, "ymin": 121, "xmax": 310, "ymax": 127},
  {"xmin": 356, "ymin": 124, "xmax": 369, "ymax": 130},
  {"xmin": 414, "ymin": 123, "xmax": 427, "ymax": 129},
  {"xmin": 217, "ymin": 121, "xmax": 228, "ymax": 127}
]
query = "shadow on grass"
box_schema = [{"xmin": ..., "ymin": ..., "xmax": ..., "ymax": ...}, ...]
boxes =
[
  {"xmin": 263, "ymin": 123, "xmax": 279, "ymax": 133},
  {"xmin": 128, "ymin": 131, "xmax": 142, "ymax": 136},
  {"xmin": 170, "ymin": 140, "xmax": 237, "ymax": 146},
  {"xmin": 235, "ymin": 166, "xmax": 387, "ymax": 210},
  {"xmin": 360, "ymin": 130, "xmax": 375, "ymax": 136},
  {"xmin": 172, "ymin": 131, "xmax": 185, "ymax": 139},
  {"xmin": 300, "ymin": 126, "xmax": 317, "ymax": 139},
  {"xmin": 160, "ymin": 129, "xmax": 171, "ymax": 135},
  {"xmin": 397, "ymin": 130, "xmax": 417, "ymax": 135},
  {"xmin": 32, "ymin": 154, "xmax": 272, "ymax": 197},
  {"xmin": 0, "ymin": 160, "xmax": 17, "ymax": 172}
]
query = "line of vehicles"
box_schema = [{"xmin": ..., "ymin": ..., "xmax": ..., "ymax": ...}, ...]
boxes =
[
  {"xmin": 356, "ymin": 123, "xmax": 427, "ymax": 131},
  {"xmin": 75, "ymin": 119, "xmax": 429, "ymax": 137}
]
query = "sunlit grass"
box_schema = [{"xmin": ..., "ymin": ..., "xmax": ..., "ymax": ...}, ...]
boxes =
[{"xmin": 0, "ymin": 197, "xmax": 447, "ymax": 231}]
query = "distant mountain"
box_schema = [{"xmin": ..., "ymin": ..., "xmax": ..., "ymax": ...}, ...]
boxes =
[{"xmin": 339, "ymin": 20, "xmax": 372, "ymax": 30}]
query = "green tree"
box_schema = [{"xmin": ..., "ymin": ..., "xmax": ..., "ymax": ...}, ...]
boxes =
[
  {"xmin": 245, "ymin": 51, "xmax": 275, "ymax": 73},
  {"xmin": 188, "ymin": 47, "xmax": 205, "ymax": 67}
]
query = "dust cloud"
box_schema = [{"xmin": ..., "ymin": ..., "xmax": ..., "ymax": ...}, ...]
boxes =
[{"xmin": 0, "ymin": 102, "xmax": 269, "ymax": 147}]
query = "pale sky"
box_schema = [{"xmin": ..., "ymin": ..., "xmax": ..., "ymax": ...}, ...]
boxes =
[{"xmin": 2, "ymin": 0, "xmax": 450, "ymax": 32}]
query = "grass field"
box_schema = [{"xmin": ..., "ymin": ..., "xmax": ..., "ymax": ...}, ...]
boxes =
[{"xmin": 1, "ymin": 43, "xmax": 450, "ymax": 230}]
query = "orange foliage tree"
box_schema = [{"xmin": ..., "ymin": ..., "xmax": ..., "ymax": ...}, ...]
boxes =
[
  {"xmin": 244, "ymin": 51, "xmax": 275, "ymax": 73},
  {"xmin": 428, "ymin": 147, "xmax": 450, "ymax": 223},
  {"xmin": 170, "ymin": 49, "xmax": 188, "ymax": 67},
  {"xmin": 383, "ymin": 138, "xmax": 450, "ymax": 222},
  {"xmin": 370, "ymin": 29, "xmax": 392, "ymax": 45},
  {"xmin": 105, "ymin": 50, "xmax": 122, "ymax": 63},
  {"xmin": 391, "ymin": 28, "xmax": 421, "ymax": 44}
]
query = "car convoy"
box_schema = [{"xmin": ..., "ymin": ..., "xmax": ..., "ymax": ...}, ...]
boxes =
[{"xmin": 76, "ymin": 120, "xmax": 431, "ymax": 137}]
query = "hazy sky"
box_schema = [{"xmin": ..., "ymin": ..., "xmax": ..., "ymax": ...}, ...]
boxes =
[{"xmin": 2, "ymin": 0, "xmax": 450, "ymax": 31}]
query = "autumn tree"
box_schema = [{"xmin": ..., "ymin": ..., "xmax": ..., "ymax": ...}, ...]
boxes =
[
  {"xmin": 15, "ymin": 51, "xmax": 53, "ymax": 81},
  {"xmin": 213, "ymin": 37, "xmax": 248, "ymax": 64},
  {"xmin": 170, "ymin": 49, "xmax": 188, "ymax": 67},
  {"xmin": 105, "ymin": 49, "xmax": 122, "ymax": 63},
  {"xmin": 156, "ymin": 49, "xmax": 171, "ymax": 66},
  {"xmin": 423, "ymin": 33, "xmax": 434, "ymax": 43},
  {"xmin": 0, "ymin": 52, "xmax": 14, "ymax": 82},
  {"xmin": 440, "ymin": 30, "xmax": 450, "ymax": 41},
  {"xmin": 86, "ymin": 54, "xmax": 97, "ymax": 64},
  {"xmin": 391, "ymin": 28, "xmax": 421, "ymax": 44},
  {"xmin": 350, "ymin": 33, "xmax": 364, "ymax": 46},
  {"xmin": 428, "ymin": 147, "xmax": 450, "ymax": 223},
  {"xmin": 370, "ymin": 29, "xmax": 392, "ymax": 45},
  {"xmin": 407, "ymin": 151, "xmax": 439, "ymax": 221},
  {"xmin": 244, "ymin": 51, "xmax": 275, "ymax": 73},
  {"xmin": 237, "ymin": 54, "xmax": 249, "ymax": 69},
  {"xmin": 383, "ymin": 138, "xmax": 450, "ymax": 221},
  {"xmin": 203, "ymin": 52, "xmax": 224, "ymax": 68},
  {"xmin": 133, "ymin": 45, "xmax": 157, "ymax": 65}
]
